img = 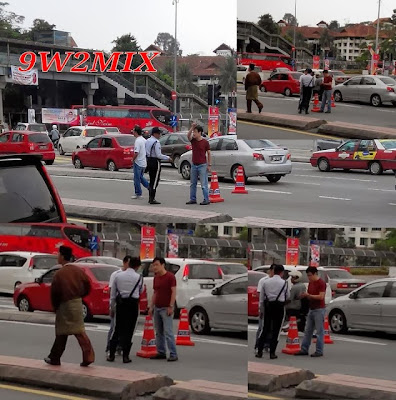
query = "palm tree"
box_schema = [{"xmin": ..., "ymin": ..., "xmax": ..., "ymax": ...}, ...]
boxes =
[
  {"xmin": 218, "ymin": 56, "xmax": 237, "ymax": 94},
  {"xmin": 177, "ymin": 63, "xmax": 195, "ymax": 93}
]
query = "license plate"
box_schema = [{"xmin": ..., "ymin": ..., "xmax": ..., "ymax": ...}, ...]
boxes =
[
  {"xmin": 39, "ymin": 145, "xmax": 47, "ymax": 150},
  {"xmin": 272, "ymin": 156, "xmax": 282, "ymax": 161},
  {"xmin": 349, "ymin": 284, "xmax": 358, "ymax": 288},
  {"xmin": 201, "ymin": 284, "xmax": 215, "ymax": 289}
]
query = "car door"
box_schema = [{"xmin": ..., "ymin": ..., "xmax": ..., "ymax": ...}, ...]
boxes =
[
  {"xmin": 214, "ymin": 138, "xmax": 237, "ymax": 177},
  {"xmin": 0, "ymin": 254, "xmax": 27, "ymax": 293},
  {"xmin": 0, "ymin": 133, "xmax": 11, "ymax": 154},
  {"xmin": 207, "ymin": 138, "xmax": 220, "ymax": 173},
  {"xmin": 10, "ymin": 133, "xmax": 26, "ymax": 154},
  {"xmin": 61, "ymin": 129, "xmax": 74, "ymax": 153},
  {"xmin": 353, "ymin": 139, "xmax": 377, "ymax": 169},
  {"xmin": 380, "ymin": 282, "xmax": 396, "ymax": 333},
  {"xmin": 211, "ymin": 277, "xmax": 247, "ymax": 330},
  {"xmin": 348, "ymin": 281, "xmax": 387, "ymax": 330},
  {"xmin": 34, "ymin": 268, "xmax": 59, "ymax": 311},
  {"xmin": 82, "ymin": 138, "xmax": 102, "ymax": 167},
  {"xmin": 331, "ymin": 140, "xmax": 359, "ymax": 169},
  {"xmin": 159, "ymin": 135, "xmax": 173, "ymax": 158},
  {"xmin": 359, "ymin": 76, "xmax": 377, "ymax": 103},
  {"xmin": 98, "ymin": 137, "xmax": 114, "ymax": 168},
  {"xmin": 342, "ymin": 77, "xmax": 362, "ymax": 101}
]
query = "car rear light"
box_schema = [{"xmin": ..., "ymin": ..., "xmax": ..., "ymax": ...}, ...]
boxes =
[
  {"xmin": 218, "ymin": 267, "xmax": 223, "ymax": 277},
  {"xmin": 123, "ymin": 148, "xmax": 131, "ymax": 154},
  {"xmin": 286, "ymin": 153, "xmax": 291, "ymax": 160},
  {"xmin": 82, "ymin": 130, "xmax": 86, "ymax": 137},
  {"xmin": 182, "ymin": 265, "xmax": 189, "ymax": 281},
  {"xmin": 386, "ymin": 87, "xmax": 395, "ymax": 92},
  {"xmin": 253, "ymin": 153, "xmax": 264, "ymax": 161},
  {"xmin": 103, "ymin": 285, "xmax": 109, "ymax": 294},
  {"xmin": 185, "ymin": 144, "xmax": 192, "ymax": 150},
  {"xmin": 29, "ymin": 143, "xmax": 35, "ymax": 151},
  {"xmin": 337, "ymin": 283, "xmax": 349, "ymax": 289},
  {"xmin": 28, "ymin": 258, "xmax": 34, "ymax": 271}
]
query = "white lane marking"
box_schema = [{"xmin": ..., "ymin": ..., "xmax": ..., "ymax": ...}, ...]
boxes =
[
  {"xmin": 319, "ymin": 196, "xmax": 351, "ymax": 201},
  {"xmin": 294, "ymin": 174, "xmax": 376, "ymax": 182},
  {"xmin": 290, "ymin": 181, "xmax": 321, "ymax": 186},
  {"xmin": 339, "ymin": 104, "xmax": 361, "ymax": 109},
  {"xmin": 389, "ymin": 203, "xmax": 396, "ymax": 206},
  {"xmin": 377, "ymin": 109, "xmax": 396, "ymax": 113},
  {"xmin": 369, "ymin": 188, "xmax": 396, "ymax": 193}
]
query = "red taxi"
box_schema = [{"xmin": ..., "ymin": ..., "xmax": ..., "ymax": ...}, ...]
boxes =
[
  {"xmin": 248, "ymin": 270, "xmax": 268, "ymax": 318},
  {"xmin": 310, "ymin": 139, "xmax": 396, "ymax": 175},
  {"xmin": 72, "ymin": 134, "xmax": 135, "ymax": 171},
  {"xmin": 0, "ymin": 131, "xmax": 55, "ymax": 165},
  {"xmin": 260, "ymin": 72, "xmax": 302, "ymax": 96}
]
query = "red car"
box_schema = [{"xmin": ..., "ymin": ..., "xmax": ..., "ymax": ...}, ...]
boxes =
[
  {"xmin": 248, "ymin": 270, "xmax": 268, "ymax": 318},
  {"xmin": 310, "ymin": 139, "xmax": 396, "ymax": 175},
  {"xmin": 72, "ymin": 134, "xmax": 135, "ymax": 171},
  {"xmin": 13, "ymin": 263, "xmax": 146, "ymax": 320},
  {"xmin": 0, "ymin": 131, "xmax": 55, "ymax": 165},
  {"xmin": 260, "ymin": 72, "xmax": 303, "ymax": 97}
]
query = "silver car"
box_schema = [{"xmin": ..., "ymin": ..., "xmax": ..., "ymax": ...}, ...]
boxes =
[
  {"xmin": 328, "ymin": 278, "xmax": 396, "ymax": 334},
  {"xmin": 323, "ymin": 268, "xmax": 366, "ymax": 297},
  {"xmin": 179, "ymin": 137, "xmax": 292, "ymax": 183},
  {"xmin": 333, "ymin": 75, "xmax": 396, "ymax": 107},
  {"xmin": 187, "ymin": 275, "xmax": 247, "ymax": 334}
]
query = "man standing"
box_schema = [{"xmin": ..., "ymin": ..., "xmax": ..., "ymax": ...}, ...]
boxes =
[
  {"xmin": 256, "ymin": 264, "xmax": 289, "ymax": 360},
  {"xmin": 186, "ymin": 123, "xmax": 211, "ymax": 206},
  {"xmin": 145, "ymin": 127, "xmax": 171, "ymax": 205},
  {"xmin": 50, "ymin": 125, "xmax": 60, "ymax": 146},
  {"xmin": 45, "ymin": 246, "xmax": 95, "ymax": 367},
  {"xmin": 295, "ymin": 266, "xmax": 327, "ymax": 357},
  {"xmin": 320, "ymin": 70, "xmax": 333, "ymax": 113},
  {"xmin": 131, "ymin": 125, "xmax": 149, "ymax": 200},
  {"xmin": 298, "ymin": 68, "xmax": 315, "ymax": 114},
  {"xmin": 149, "ymin": 257, "xmax": 178, "ymax": 362},
  {"xmin": 284, "ymin": 270, "xmax": 307, "ymax": 332},
  {"xmin": 245, "ymin": 64, "xmax": 263, "ymax": 113},
  {"xmin": 107, "ymin": 257, "xmax": 143, "ymax": 363}
]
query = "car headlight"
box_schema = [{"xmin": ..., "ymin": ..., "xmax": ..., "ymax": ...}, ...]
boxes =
[
  {"xmin": 329, "ymin": 300, "xmax": 334, "ymax": 304},
  {"xmin": 189, "ymin": 296, "xmax": 195, "ymax": 301}
]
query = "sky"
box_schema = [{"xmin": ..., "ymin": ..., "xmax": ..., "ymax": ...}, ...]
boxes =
[
  {"xmin": 237, "ymin": 0, "xmax": 395, "ymax": 27},
  {"xmin": 9, "ymin": 0, "xmax": 236, "ymax": 55}
]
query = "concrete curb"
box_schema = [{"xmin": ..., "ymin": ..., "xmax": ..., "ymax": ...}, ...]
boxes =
[
  {"xmin": 48, "ymin": 167, "xmax": 132, "ymax": 181},
  {"xmin": 318, "ymin": 121, "xmax": 396, "ymax": 139},
  {"xmin": 0, "ymin": 309, "xmax": 55, "ymax": 325},
  {"xmin": 248, "ymin": 362, "xmax": 315, "ymax": 393}
]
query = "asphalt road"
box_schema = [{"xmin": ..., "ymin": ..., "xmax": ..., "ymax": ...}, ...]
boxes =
[{"xmin": 237, "ymin": 88, "xmax": 396, "ymax": 128}]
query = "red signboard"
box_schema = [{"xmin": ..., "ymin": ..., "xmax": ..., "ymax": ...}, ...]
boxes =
[
  {"xmin": 286, "ymin": 238, "xmax": 300, "ymax": 265},
  {"xmin": 167, "ymin": 234, "xmax": 179, "ymax": 258},
  {"xmin": 208, "ymin": 106, "xmax": 220, "ymax": 138},
  {"xmin": 140, "ymin": 226, "xmax": 156, "ymax": 260},
  {"xmin": 313, "ymin": 56, "xmax": 320, "ymax": 70},
  {"xmin": 171, "ymin": 90, "xmax": 177, "ymax": 101},
  {"xmin": 310, "ymin": 244, "xmax": 320, "ymax": 267}
]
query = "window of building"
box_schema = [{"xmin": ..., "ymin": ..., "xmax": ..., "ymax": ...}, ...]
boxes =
[
  {"xmin": 361, "ymin": 228, "xmax": 368, "ymax": 232},
  {"xmin": 235, "ymin": 227, "xmax": 243, "ymax": 234},
  {"xmin": 360, "ymin": 238, "xmax": 368, "ymax": 246},
  {"xmin": 371, "ymin": 239, "xmax": 378, "ymax": 245},
  {"xmin": 372, "ymin": 228, "xmax": 382, "ymax": 231},
  {"xmin": 223, "ymin": 226, "xmax": 233, "ymax": 236},
  {"xmin": 350, "ymin": 228, "xmax": 356, "ymax": 232}
]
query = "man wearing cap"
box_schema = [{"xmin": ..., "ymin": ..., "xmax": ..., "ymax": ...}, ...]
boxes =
[
  {"xmin": 131, "ymin": 125, "xmax": 149, "ymax": 200},
  {"xmin": 145, "ymin": 127, "xmax": 171, "ymax": 205},
  {"xmin": 284, "ymin": 270, "xmax": 307, "ymax": 332}
]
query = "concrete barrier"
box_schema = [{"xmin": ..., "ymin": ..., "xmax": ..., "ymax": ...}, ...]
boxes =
[
  {"xmin": 0, "ymin": 309, "xmax": 55, "ymax": 325},
  {"xmin": 318, "ymin": 121, "xmax": 396, "ymax": 139}
]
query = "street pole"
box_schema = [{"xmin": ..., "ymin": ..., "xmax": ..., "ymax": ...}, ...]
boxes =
[
  {"xmin": 372, "ymin": 0, "xmax": 381, "ymax": 74},
  {"xmin": 173, "ymin": 0, "xmax": 179, "ymax": 132},
  {"xmin": 293, "ymin": 0, "xmax": 297, "ymax": 70}
]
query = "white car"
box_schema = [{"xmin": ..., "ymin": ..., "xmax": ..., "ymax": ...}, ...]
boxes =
[
  {"xmin": 0, "ymin": 252, "xmax": 58, "ymax": 294},
  {"xmin": 187, "ymin": 274, "xmax": 247, "ymax": 334},
  {"xmin": 58, "ymin": 126, "xmax": 107, "ymax": 155},
  {"xmin": 218, "ymin": 262, "xmax": 247, "ymax": 280},
  {"xmin": 16, "ymin": 123, "xmax": 49, "ymax": 135},
  {"xmin": 138, "ymin": 258, "xmax": 224, "ymax": 317}
]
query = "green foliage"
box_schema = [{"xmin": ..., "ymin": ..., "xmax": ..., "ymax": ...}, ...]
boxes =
[
  {"xmin": 334, "ymin": 236, "xmax": 356, "ymax": 249},
  {"xmin": 0, "ymin": 2, "xmax": 24, "ymax": 39},
  {"xmin": 194, "ymin": 226, "xmax": 218, "ymax": 239},
  {"xmin": 283, "ymin": 13, "xmax": 297, "ymax": 26},
  {"xmin": 156, "ymin": 70, "xmax": 173, "ymax": 87},
  {"xmin": 219, "ymin": 56, "xmax": 237, "ymax": 94},
  {"xmin": 257, "ymin": 14, "xmax": 279, "ymax": 34},
  {"xmin": 328, "ymin": 20, "xmax": 340, "ymax": 31},
  {"xmin": 111, "ymin": 33, "xmax": 141, "ymax": 52},
  {"xmin": 154, "ymin": 32, "xmax": 181, "ymax": 55},
  {"xmin": 374, "ymin": 229, "xmax": 396, "ymax": 251},
  {"xmin": 238, "ymin": 227, "xmax": 249, "ymax": 241}
]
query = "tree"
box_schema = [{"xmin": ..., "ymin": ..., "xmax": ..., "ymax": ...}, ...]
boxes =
[
  {"xmin": 0, "ymin": 2, "xmax": 24, "ymax": 39},
  {"xmin": 154, "ymin": 32, "xmax": 181, "ymax": 55},
  {"xmin": 392, "ymin": 9, "xmax": 396, "ymax": 25},
  {"xmin": 257, "ymin": 13, "xmax": 279, "ymax": 34},
  {"xmin": 194, "ymin": 226, "xmax": 218, "ymax": 239},
  {"xmin": 218, "ymin": 56, "xmax": 236, "ymax": 94},
  {"xmin": 374, "ymin": 229, "xmax": 396, "ymax": 251},
  {"xmin": 24, "ymin": 19, "xmax": 56, "ymax": 41},
  {"xmin": 283, "ymin": 13, "xmax": 297, "ymax": 26},
  {"xmin": 284, "ymin": 29, "xmax": 305, "ymax": 46},
  {"xmin": 176, "ymin": 63, "xmax": 195, "ymax": 93},
  {"xmin": 111, "ymin": 34, "xmax": 142, "ymax": 70},
  {"xmin": 328, "ymin": 20, "xmax": 340, "ymax": 31}
]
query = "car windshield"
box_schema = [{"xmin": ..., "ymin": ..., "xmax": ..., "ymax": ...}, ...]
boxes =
[
  {"xmin": 380, "ymin": 140, "xmax": 396, "ymax": 150},
  {"xmin": 325, "ymin": 269, "xmax": 354, "ymax": 279},
  {"xmin": 220, "ymin": 264, "xmax": 246, "ymax": 275},
  {"xmin": 115, "ymin": 136, "xmax": 136, "ymax": 147},
  {"xmin": 331, "ymin": 71, "xmax": 345, "ymax": 76},
  {"xmin": 90, "ymin": 266, "xmax": 119, "ymax": 282},
  {"xmin": 86, "ymin": 129, "xmax": 105, "ymax": 137},
  {"xmin": 290, "ymin": 72, "xmax": 303, "ymax": 79},
  {"xmin": 379, "ymin": 77, "xmax": 395, "ymax": 85},
  {"xmin": 99, "ymin": 257, "xmax": 123, "ymax": 267},
  {"xmin": 29, "ymin": 125, "xmax": 47, "ymax": 132},
  {"xmin": 33, "ymin": 255, "xmax": 58, "ymax": 270},
  {"xmin": 248, "ymin": 272, "xmax": 267, "ymax": 286},
  {"xmin": 105, "ymin": 127, "xmax": 119, "ymax": 133},
  {"xmin": 28, "ymin": 134, "xmax": 51, "ymax": 143},
  {"xmin": 244, "ymin": 139, "xmax": 278, "ymax": 149}
]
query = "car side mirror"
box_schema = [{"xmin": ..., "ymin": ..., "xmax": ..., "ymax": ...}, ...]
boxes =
[
  {"xmin": 34, "ymin": 277, "xmax": 42, "ymax": 284},
  {"xmin": 83, "ymin": 145, "xmax": 87, "ymax": 149},
  {"xmin": 212, "ymin": 287, "xmax": 220, "ymax": 295},
  {"xmin": 349, "ymin": 292, "xmax": 358, "ymax": 299}
]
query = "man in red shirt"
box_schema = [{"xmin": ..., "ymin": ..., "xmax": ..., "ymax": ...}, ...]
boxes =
[
  {"xmin": 149, "ymin": 257, "xmax": 178, "ymax": 362},
  {"xmin": 186, "ymin": 123, "xmax": 211, "ymax": 206},
  {"xmin": 319, "ymin": 70, "xmax": 333, "ymax": 113},
  {"xmin": 295, "ymin": 266, "xmax": 327, "ymax": 357}
]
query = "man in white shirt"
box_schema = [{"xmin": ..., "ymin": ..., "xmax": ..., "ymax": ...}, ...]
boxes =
[
  {"xmin": 298, "ymin": 68, "xmax": 315, "ymax": 114},
  {"xmin": 131, "ymin": 125, "xmax": 149, "ymax": 200}
]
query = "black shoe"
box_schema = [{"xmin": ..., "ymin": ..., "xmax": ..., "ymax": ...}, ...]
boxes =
[
  {"xmin": 255, "ymin": 351, "xmax": 263, "ymax": 358},
  {"xmin": 298, "ymin": 109, "xmax": 302, "ymax": 114},
  {"xmin": 167, "ymin": 356, "xmax": 178, "ymax": 362},
  {"xmin": 80, "ymin": 361, "xmax": 92, "ymax": 367},
  {"xmin": 44, "ymin": 357, "xmax": 60, "ymax": 366},
  {"xmin": 270, "ymin": 353, "xmax": 278, "ymax": 360},
  {"xmin": 305, "ymin": 111, "xmax": 309, "ymax": 114},
  {"xmin": 311, "ymin": 352, "xmax": 323, "ymax": 357},
  {"xmin": 319, "ymin": 110, "xmax": 324, "ymax": 113},
  {"xmin": 149, "ymin": 200, "xmax": 161, "ymax": 205},
  {"xmin": 294, "ymin": 351, "xmax": 309, "ymax": 356},
  {"xmin": 106, "ymin": 355, "xmax": 115, "ymax": 362},
  {"xmin": 200, "ymin": 200, "xmax": 210, "ymax": 205},
  {"xmin": 325, "ymin": 111, "xmax": 331, "ymax": 113},
  {"xmin": 150, "ymin": 353, "xmax": 167, "ymax": 360},
  {"xmin": 186, "ymin": 200, "xmax": 197, "ymax": 205},
  {"xmin": 259, "ymin": 107, "xmax": 263, "ymax": 114},
  {"xmin": 123, "ymin": 357, "xmax": 132, "ymax": 363}
]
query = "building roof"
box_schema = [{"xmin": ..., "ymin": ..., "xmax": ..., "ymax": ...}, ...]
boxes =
[
  {"xmin": 281, "ymin": 26, "xmax": 327, "ymax": 39},
  {"xmin": 145, "ymin": 44, "xmax": 163, "ymax": 52},
  {"xmin": 213, "ymin": 43, "xmax": 233, "ymax": 52},
  {"xmin": 317, "ymin": 21, "xmax": 328, "ymax": 26},
  {"xmin": 333, "ymin": 24, "xmax": 389, "ymax": 38}
]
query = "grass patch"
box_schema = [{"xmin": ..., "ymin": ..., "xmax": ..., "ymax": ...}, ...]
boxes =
[{"xmin": 350, "ymin": 267, "xmax": 389, "ymax": 275}]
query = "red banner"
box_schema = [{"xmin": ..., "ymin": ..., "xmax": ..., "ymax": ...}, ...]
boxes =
[
  {"xmin": 313, "ymin": 56, "xmax": 320, "ymax": 70},
  {"xmin": 286, "ymin": 238, "xmax": 299, "ymax": 265},
  {"xmin": 208, "ymin": 106, "xmax": 220, "ymax": 138},
  {"xmin": 140, "ymin": 226, "xmax": 156, "ymax": 260},
  {"xmin": 371, "ymin": 53, "xmax": 380, "ymax": 75},
  {"xmin": 310, "ymin": 244, "xmax": 320, "ymax": 267},
  {"xmin": 167, "ymin": 234, "xmax": 179, "ymax": 258}
]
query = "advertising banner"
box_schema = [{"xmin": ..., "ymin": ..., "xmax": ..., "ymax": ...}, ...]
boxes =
[
  {"xmin": 286, "ymin": 238, "xmax": 300, "ymax": 265},
  {"xmin": 28, "ymin": 109, "xmax": 36, "ymax": 124},
  {"xmin": 167, "ymin": 234, "xmax": 179, "ymax": 258},
  {"xmin": 11, "ymin": 66, "xmax": 38, "ymax": 85},
  {"xmin": 140, "ymin": 226, "xmax": 156, "ymax": 260},
  {"xmin": 324, "ymin": 59, "xmax": 330, "ymax": 70},
  {"xmin": 227, "ymin": 107, "xmax": 237, "ymax": 135},
  {"xmin": 208, "ymin": 106, "xmax": 220, "ymax": 137},
  {"xmin": 313, "ymin": 56, "xmax": 320, "ymax": 70},
  {"xmin": 371, "ymin": 53, "xmax": 380, "ymax": 75},
  {"xmin": 310, "ymin": 244, "xmax": 320, "ymax": 267},
  {"xmin": 42, "ymin": 108, "xmax": 79, "ymax": 125}
]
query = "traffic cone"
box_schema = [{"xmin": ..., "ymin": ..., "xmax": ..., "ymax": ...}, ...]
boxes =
[
  {"xmin": 324, "ymin": 316, "xmax": 334, "ymax": 344},
  {"xmin": 136, "ymin": 315, "xmax": 158, "ymax": 358},
  {"xmin": 311, "ymin": 93, "xmax": 320, "ymax": 112},
  {"xmin": 282, "ymin": 316, "xmax": 301, "ymax": 355},
  {"xmin": 232, "ymin": 166, "xmax": 248, "ymax": 194},
  {"xmin": 331, "ymin": 94, "xmax": 336, "ymax": 108},
  {"xmin": 209, "ymin": 171, "xmax": 224, "ymax": 203},
  {"xmin": 175, "ymin": 309, "xmax": 195, "ymax": 346}
]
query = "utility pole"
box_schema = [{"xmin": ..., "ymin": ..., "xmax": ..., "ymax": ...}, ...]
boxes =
[
  {"xmin": 375, "ymin": 0, "xmax": 381, "ymax": 53},
  {"xmin": 293, "ymin": 0, "xmax": 297, "ymax": 70},
  {"xmin": 173, "ymin": 0, "xmax": 179, "ymax": 132}
]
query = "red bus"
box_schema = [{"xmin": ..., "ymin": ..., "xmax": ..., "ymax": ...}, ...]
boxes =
[
  {"xmin": 71, "ymin": 105, "xmax": 172, "ymax": 134},
  {"xmin": 0, "ymin": 223, "xmax": 92, "ymax": 259},
  {"xmin": 238, "ymin": 52, "xmax": 292, "ymax": 71}
]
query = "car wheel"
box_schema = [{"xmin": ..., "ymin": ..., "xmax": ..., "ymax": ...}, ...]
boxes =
[
  {"xmin": 45, "ymin": 160, "xmax": 54, "ymax": 165},
  {"xmin": 369, "ymin": 161, "xmax": 383, "ymax": 175},
  {"xmin": 334, "ymin": 91, "xmax": 342, "ymax": 102},
  {"xmin": 329, "ymin": 310, "xmax": 348, "ymax": 334},
  {"xmin": 231, "ymin": 164, "xmax": 247, "ymax": 183},
  {"xmin": 107, "ymin": 160, "xmax": 117, "ymax": 171},
  {"xmin": 189, "ymin": 307, "xmax": 211, "ymax": 335},
  {"xmin": 173, "ymin": 154, "xmax": 181, "ymax": 169},
  {"xmin": 74, "ymin": 157, "xmax": 84, "ymax": 169},
  {"xmin": 284, "ymin": 88, "xmax": 292, "ymax": 97},
  {"xmin": 180, "ymin": 161, "xmax": 191, "ymax": 180},
  {"xmin": 260, "ymin": 86, "xmax": 266, "ymax": 92},
  {"xmin": 370, "ymin": 94, "xmax": 382, "ymax": 107},
  {"xmin": 58, "ymin": 145, "xmax": 65, "ymax": 155},
  {"xmin": 318, "ymin": 157, "xmax": 331, "ymax": 172},
  {"xmin": 266, "ymin": 175, "xmax": 282, "ymax": 183},
  {"xmin": 82, "ymin": 303, "xmax": 92, "ymax": 322},
  {"xmin": 18, "ymin": 296, "xmax": 33, "ymax": 312},
  {"xmin": 392, "ymin": 101, "xmax": 396, "ymax": 107}
]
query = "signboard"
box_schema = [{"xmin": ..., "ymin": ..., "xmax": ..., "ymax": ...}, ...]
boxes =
[
  {"xmin": 170, "ymin": 115, "xmax": 178, "ymax": 128},
  {"xmin": 171, "ymin": 90, "xmax": 177, "ymax": 101},
  {"xmin": 313, "ymin": 56, "xmax": 320, "ymax": 70},
  {"xmin": 286, "ymin": 238, "xmax": 299, "ymax": 265},
  {"xmin": 140, "ymin": 226, "xmax": 156, "ymax": 260},
  {"xmin": 310, "ymin": 240, "xmax": 333, "ymax": 246},
  {"xmin": 167, "ymin": 229, "xmax": 194, "ymax": 236},
  {"xmin": 324, "ymin": 59, "xmax": 330, "ymax": 70},
  {"xmin": 42, "ymin": 108, "xmax": 79, "ymax": 125},
  {"xmin": 167, "ymin": 233, "xmax": 179, "ymax": 258},
  {"xmin": 227, "ymin": 108, "xmax": 237, "ymax": 135},
  {"xmin": 89, "ymin": 235, "xmax": 99, "ymax": 251},
  {"xmin": 208, "ymin": 106, "xmax": 220, "ymax": 138},
  {"xmin": 11, "ymin": 66, "xmax": 38, "ymax": 85},
  {"xmin": 310, "ymin": 244, "xmax": 320, "ymax": 267},
  {"xmin": 28, "ymin": 109, "xmax": 36, "ymax": 124}
]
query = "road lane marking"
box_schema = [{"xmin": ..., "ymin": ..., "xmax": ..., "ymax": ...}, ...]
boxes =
[
  {"xmin": 369, "ymin": 188, "xmax": 396, "ymax": 193},
  {"xmin": 248, "ymin": 393, "xmax": 284, "ymax": 399},
  {"xmin": 377, "ymin": 109, "xmax": 396, "ymax": 113},
  {"xmin": 319, "ymin": 196, "xmax": 351, "ymax": 201},
  {"xmin": 389, "ymin": 203, "xmax": 396, "ymax": 206},
  {"xmin": 334, "ymin": 337, "xmax": 387, "ymax": 346},
  {"xmin": 294, "ymin": 174, "xmax": 377, "ymax": 182},
  {"xmin": 0, "ymin": 383, "xmax": 90, "ymax": 399}
]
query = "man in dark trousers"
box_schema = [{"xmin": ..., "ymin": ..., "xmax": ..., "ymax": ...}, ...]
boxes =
[
  {"xmin": 107, "ymin": 257, "xmax": 143, "ymax": 363},
  {"xmin": 256, "ymin": 264, "xmax": 289, "ymax": 360},
  {"xmin": 245, "ymin": 64, "xmax": 263, "ymax": 113},
  {"xmin": 145, "ymin": 127, "xmax": 171, "ymax": 205},
  {"xmin": 45, "ymin": 246, "xmax": 95, "ymax": 367}
]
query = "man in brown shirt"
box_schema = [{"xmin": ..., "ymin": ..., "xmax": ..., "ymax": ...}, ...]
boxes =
[
  {"xmin": 45, "ymin": 246, "xmax": 95, "ymax": 366},
  {"xmin": 245, "ymin": 64, "xmax": 263, "ymax": 113}
]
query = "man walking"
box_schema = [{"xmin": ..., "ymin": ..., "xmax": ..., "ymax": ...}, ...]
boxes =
[
  {"xmin": 145, "ymin": 127, "xmax": 171, "ymax": 205},
  {"xmin": 186, "ymin": 123, "xmax": 211, "ymax": 206},
  {"xmin": 107, "ymin": 257, "xmax": 143, "ymax": 363},
  {"xmin": 149, "ymin": 257, "xmax": 178, "ymax": 362},
  {"xmin": 50, "ymin": 125, "xmax": 60, "ymax": 146},
  {"xmin": 131, "ymin": 125, "xmax": 149, "ymax": 200},
  {"xmin": 298, "ymin": 68, "xmax": 315, "ymax": 114},
  {"xmin": 245, "ymin": 64, "xmax": 263, "ymax": 113},
  {"xmin": 320, "ymin": 70, "xmax": 333, "ymax": 113},
  {"xmin": 295, "ymin": 266, "xmax": 327, "ymax": 357},
  {"xmin": 45, "ymin": 246, "xmax": 95, "ymax": 367},
  {"xmin": 256, "ymin": 264, "xmax": 289, "ymax": 360}
]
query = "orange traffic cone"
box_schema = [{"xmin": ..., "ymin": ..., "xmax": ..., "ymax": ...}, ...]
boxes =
[
  {"xmin": 324, "ymin": 316, "xmax": 334, "ymax": 344},
  {"xmin": 175, "ymin": 309, "xmax": 195, "ymax": 346},
  {"xmin": 331, "ymin": 94, "xmax": 336, "ymax": 108},
  {"xmin": 282, "ymin": 317, "xmax": 301, "ymax": 355},
  {"xmin": 311, "ymin": 93, "xmax": 320, "ymax": 112},
  {"xmin": 136, "ymin": 315, "xmax": 158, "ymax": 358},
  {"xmin": 209, "ymin": 171, "xmax": 224, "ymax": 203},
  {"xmin": 232, "ymin": 166, "xmax": 248, "ymax": 194}
]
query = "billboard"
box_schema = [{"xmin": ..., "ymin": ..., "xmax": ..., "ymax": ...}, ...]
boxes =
[
  {"xmin": 42, "ymin": 108, "xmax": 79, "ymax": 125},
  {"xmin": 140, "ymin": 226, "xmax": 156, "ymax": 260},
  {"xmin": 286, "ymin": 238, "xmax": 299, "ymax": 265},
  {"xmin": 11, "ymin": 66, "xmax": 38, "ymax": 85},
  {"xmin": 208, "ymin": 106, "xmax": 220, "ymax": 137}
]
